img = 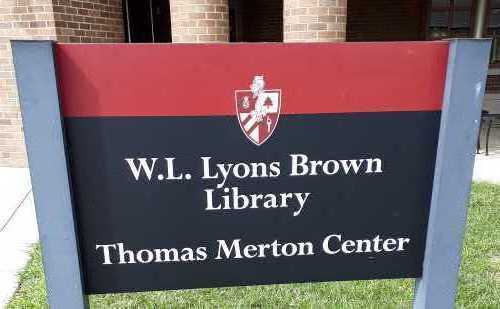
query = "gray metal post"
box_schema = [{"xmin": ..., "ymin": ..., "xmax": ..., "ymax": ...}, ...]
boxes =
[
  {"xmin": 11, "ymin": 41, "xmax": 88, "ymax": 309},
  {"xmin": 413, "ymin": 39, "xmax": 491, "ymax": 308}
]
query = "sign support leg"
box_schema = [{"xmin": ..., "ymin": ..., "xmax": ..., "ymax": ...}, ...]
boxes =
[
  {"xmin": 413, "ymin": 39, "xmax": 491, "ymax": 309},
  {"xmin": 11, "ymin": 40, "xmax": 88, "ymax": 309}
]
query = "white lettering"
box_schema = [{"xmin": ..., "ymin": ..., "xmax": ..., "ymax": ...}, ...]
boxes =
[
  {"xmin": 125, "ymin": 158, "xmax": 157, "ymax": 181},
  {"xmin": 95, "ymin": 244, "xmax": 117, "ymax": 265}
]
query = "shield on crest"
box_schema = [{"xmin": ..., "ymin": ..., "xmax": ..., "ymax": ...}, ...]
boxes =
[{"xmin": 235, "ymin": 76, "xmax": 281, "ymax": 146}]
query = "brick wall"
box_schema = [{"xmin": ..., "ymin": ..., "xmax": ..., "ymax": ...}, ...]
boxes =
[
  {"xmin": 284, "ymin": 0, "xmax": 347, "ymax": 42},
  {"xmin": 52, "ymin": 0, "xmax": 124, "ymax": 43},
  {"xmin": 0, "ymin": 0, "xmax": 124, "ymax": 167},
  {"xmin": 0, "ymin": 0, "xmax": 58, "ymax": 167},
  {"xmin": 170, "ymin": 0, "xmax": 229, "ymax": 43}
]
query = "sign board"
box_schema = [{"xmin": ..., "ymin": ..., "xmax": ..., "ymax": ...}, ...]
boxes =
[
  {"xmin": 12, "ymin": 40, "xmax": 491, "ymax": 307},
  {"xmin": 57, "ymin": 42, "xmax": 447, "ymax": 294}
]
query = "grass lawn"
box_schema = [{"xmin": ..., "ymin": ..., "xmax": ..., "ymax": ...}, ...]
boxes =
[{"xmin": 7, "ymin": 183, "xmax": 500, "ymax": 308}]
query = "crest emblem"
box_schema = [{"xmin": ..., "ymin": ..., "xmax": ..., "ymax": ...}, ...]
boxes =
[{"xmin": 235, "ymin": 75, "xmax": 281, "ymax": 146}]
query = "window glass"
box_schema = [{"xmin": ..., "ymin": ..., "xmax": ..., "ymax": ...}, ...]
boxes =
[
  {"xmin": 452, "ymin": 10, "xmax": 470, "ymax": 28},
  {"xmin": 454, "ymin": 0, "xmax": 472, "ymax": 7},
  {"xmin": 490, "ymin": 9, "xmax": 500, "ymax": 28},
  {"xmin": 432, "ymin": 0, "xmax": 450, "ymax": 7},
  {"xmin": 430, "ymin": 11, "xmax": 450, "ymax": 27}
]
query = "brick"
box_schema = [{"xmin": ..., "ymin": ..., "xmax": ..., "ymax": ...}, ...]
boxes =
[
  {"xmin": 284, "ymin": 0, "xmax": 346, "ymax": 42},
  {"xmin": 327, "ymin": 22, "xmax": 344, "ymax": 31},
  {"xmin": 198, "ymin": 34, "xmax": 218, "ymax": 41},
  {"xmin": 205, "ymin": 12, "xmax": 222, "ymax": 20},
  {"xmin": 66, "ymin": 21, "xmax": 78, "ymax": 28},
  {"xmin": 82, "ymin": 2, "xmax": 93, "ymax": 9},
  {"xmin": 215, "ymin": 5, "xmax": 227, "ymax": 13},
  {"xmin": 308, "ymin": 7, "xmax": 329, "ymax": 15},
  {"xmin": 197, "ymin": 19, "xmax": 214, "ymax": 27},
  {"xmin": 215, "ymin": 34, "xmax": 227, "ymax": 41},
  {"xmin": 299, "ymin": 0, "xmax": 319, "ymax": 7},
  {"xmin": 291, "ymin": 8, "xmax": 307, "ymax": 15},
  {"xmin": 318, "ymin": 15, "xmax": 336, "ymax": 23},
  {"xmin": 30, "ymin": 21, "xmax": 46, "ymax": 28},
  {"xmin": 319, "ymin": 0, "xmax": 338, "ymax": 7},
  {"xmin": 170, "ymin": 0, "xmax": 229, "ymax": 43},
  {"xmin": 208, "ymin": 26, "xmax": 226, "ymax": 34},
  {"xmin": 11, "ymin": 7, "xmax": 28, "ymax": 14},
  {"xmin": 318, "ymin": 30, "xmax": 339, "ymax": 38},
  {"xmin": 215, "ymin": 19, "xmax": 227, "ymax": 27},
  {"xmin": 52, "ymin": 5, "xmax": 65, "ymax": 13},
  {"xmin": 298, "ymin": 15, "xmax": 318, "ymax": 23},
  {"xmin": 70, "ymin": 1, "xmax": 83, "ymax": 8},
  {"xmin": 20, "ymin": 14, "xmax": 37, "ymax": 21},
  {"xmin": 291, "ymin": 23, "xmax": 307, "ymax": 31},
  {"xmin": 308, "ymin": 23, "xmax": 328, "ymax": 30},
  {"xmin": 66, "ymin": 6, "xmax": 77, "ymax": 14},
  {"xmin": 28, "ymin": 6, "xmax": 45, "ymax": 13}
]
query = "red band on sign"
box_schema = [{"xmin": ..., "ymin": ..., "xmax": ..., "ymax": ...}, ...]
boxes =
[{"xmin": 56, "ymin": 42, "xmax": 448, "ymax": 117}]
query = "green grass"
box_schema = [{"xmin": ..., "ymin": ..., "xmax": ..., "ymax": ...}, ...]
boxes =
[{"xmin": 7, "ymin": 183, "xmax": 500, "ymax": 308}]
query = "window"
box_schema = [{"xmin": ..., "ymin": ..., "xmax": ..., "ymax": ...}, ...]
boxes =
[
  {"xmin": 123, "ymin": 0, "xmax": 172, "ymax": 43},
  {"xmin": 490, "ymin": 1, "xmax": 500, "ymax": 64},
  {"xmin": 489, "ymin": 0, "xmax": 500, "ymax": 29},
  {"xmin": 229, "ymin": 0, "xmax": 283, "ymax": 42},
  {"xmin": 428, "ymin": 0, "xmax": 473, "ymax": 39}
]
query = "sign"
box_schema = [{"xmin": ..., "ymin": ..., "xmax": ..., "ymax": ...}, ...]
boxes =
[
  {"xmin": 55, "ymin": 42, "xmax": 447, "ymax": 294},
  {"xmin": 12, "ymin": 40, "xmax": 491, "ymax": 307}
]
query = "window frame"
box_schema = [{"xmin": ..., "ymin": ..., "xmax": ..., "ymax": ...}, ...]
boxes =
[{"xmin": 428, "ymin": 0, "xmax": 474, "ymax": 32}]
